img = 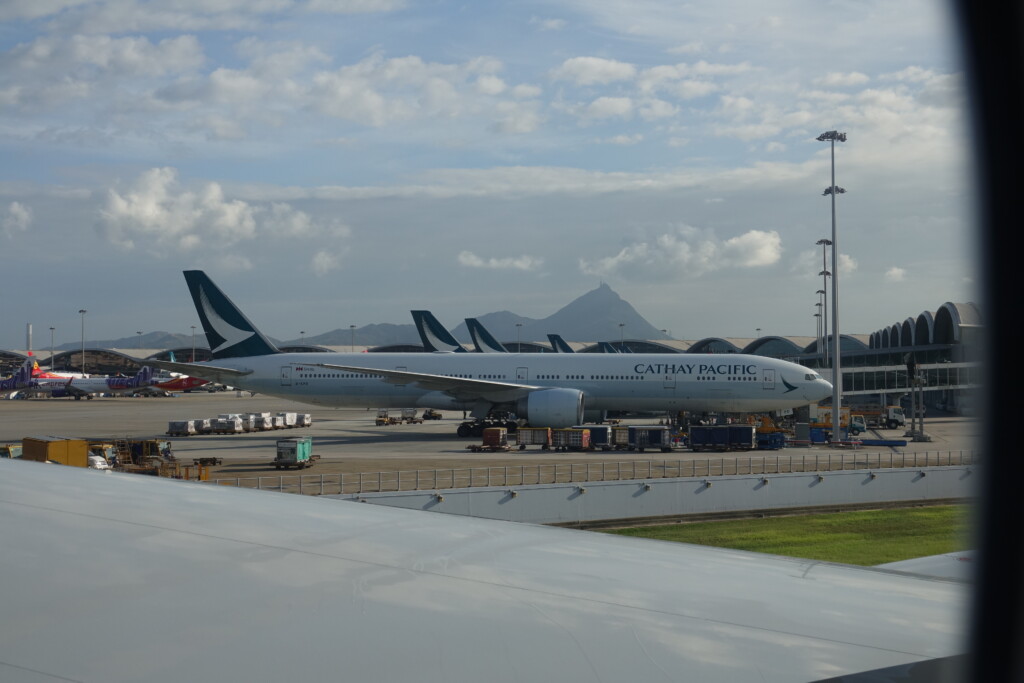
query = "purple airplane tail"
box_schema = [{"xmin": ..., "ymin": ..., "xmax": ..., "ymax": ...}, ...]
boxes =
[
  {"xmin": 136, "ymin": 366, "xmax": 154, "ymax": 385},
  {"xmin": 1, "ymin": 358, "xmax": 34, "ymax": 391}
]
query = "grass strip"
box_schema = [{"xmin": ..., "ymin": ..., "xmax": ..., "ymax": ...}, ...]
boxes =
[{"xmin": 602, "ymin": 505, "xmax": 970, "ymax": 565}]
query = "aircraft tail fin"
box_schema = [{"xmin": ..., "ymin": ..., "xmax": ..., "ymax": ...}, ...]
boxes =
[
  {"xmin": 547, "ymin": 334, "xmax": 575, "ymax": 353},
  {"xmin": 466, "ymin": 318, "xmax": 507, "ymax": 353},
  {"xmin": 1, "ymin": 357, "xmax": 34, "ymax": 391},
  {"xmin": 411, "ymin": 310, "xmax": 466, "ymax": 353},
  {"xmin": 184, "ymin": 271, "xmax": 280, "ymax": 359}
]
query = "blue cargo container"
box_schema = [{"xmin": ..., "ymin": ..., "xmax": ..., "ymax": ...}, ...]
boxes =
[
  {"xmin": 628, "ymin": 426, "xmax": 673, "ymax": 453},
  {"xmin": 757, "ymin": 432, "xmax": 786, "ymax": 450},
  {"xmin": 690, "ymin": 425, "xmax": 757, "ymax": 452},
  {"xmin": 575, "ymin": 425, "xmax": 612, "ymax": 451},
  {"xmin": 728, "ymin": 425, "xmax": 757, "ymax": 451}
]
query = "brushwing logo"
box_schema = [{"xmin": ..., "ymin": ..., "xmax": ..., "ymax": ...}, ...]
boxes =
[
  {"xmin": 199, "ymin": 286, "xmax": 255, "ymax": 353},
  {"xmin": 781, "ymin": 375, "xmax": 798, "ymax": 393},
  {"xmin": 423, "ymin": 323, "xmax": 461, "ymax": 352}
]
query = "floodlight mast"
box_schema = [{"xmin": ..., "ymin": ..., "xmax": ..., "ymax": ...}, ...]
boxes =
[{"xmin": 817, "ymin": 130, "xmax": 846, "ymax": 426}]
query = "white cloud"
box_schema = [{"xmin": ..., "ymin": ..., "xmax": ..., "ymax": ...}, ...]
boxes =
[
  {"xmin": 584, "ymin": 96, "xmax": 633, "ymax": 120},
  {"xmin": 311, "ymin": 249, "xmax": 339, "ymax": 276},
  {"xmin": 2, "ymin": 201, "xmax": 32, "ymax": 238},
  {"xmin": 458, "ymin": 250, "xmax": 544, "ymax": 271},
  {"xmin": 550, "ymin": 57, "xmax": 636, "ymax": 85},
  {"xmin": 580, "ymin": 226, "xmax": 782, "ymax": 279},
  {"xmin": 885, "ymin": 266, "xmax": 906, "ymax": 282},
  {"xmin": 597, "ymin": 134, "xmax": 643, "ymax": 145},
  {"xmin": 531, "ymin": 16, "xmax": 566, "ymax": 31},
  {"xmin": 816, "ymin": 72, "xmax": 870, "ymax": 88},
  {"xmin": 97, "ymin": 168, "xmax": 349, "ymax": 265}
]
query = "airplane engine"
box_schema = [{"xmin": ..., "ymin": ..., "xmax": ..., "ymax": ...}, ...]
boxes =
[{"xmin": 516, "ymin": 388, "xmax": 584, "ymax": 428}]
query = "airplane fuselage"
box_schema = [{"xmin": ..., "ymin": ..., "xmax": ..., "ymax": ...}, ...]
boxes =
[{"xmin": 199, "ymin": 351, "xmax": 831, "ymax": 414}]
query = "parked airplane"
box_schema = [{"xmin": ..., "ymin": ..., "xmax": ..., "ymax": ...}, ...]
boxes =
[
  {"xmin": 548, "ymin": 333, "xmax": 575, "ymax": 353},
  {"xmin": 149, "ymin": 271, "xmax": 833, "ymax": 428},
  {"xmin": 0, "ymin": 358, "xmax": 33, "ymax": 392},
  {"xmin": 465, "ymin": 317, "xmax": 508, "ymax": 353},
  {"xmin": 151, "ymin": 351, "xmax": 209, "ymax": 392},
  {"xmin": 0, "ymin": 458, "xmax": 966, "ymax": 681},
  {"xmin": 22, "ymin": 365, "xmax": 157, "ymax": 399},
  {"xmin": 410, "ymin": 309, "xmax": 467, "ymax": 352},
  {"xmin": 23, "ymin": 351, "xmax": 85, "ymax": 379}
]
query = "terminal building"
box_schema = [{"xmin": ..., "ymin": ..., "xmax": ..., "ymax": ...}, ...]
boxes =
[{"xmin": 1, "ymin": 300, "xmax": 980, "ymax": 415}]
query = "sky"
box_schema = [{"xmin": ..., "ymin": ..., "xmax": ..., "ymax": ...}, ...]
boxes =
[{"xmin": 0, "ymin": 0, "xmax": 974, "ymax": 350}]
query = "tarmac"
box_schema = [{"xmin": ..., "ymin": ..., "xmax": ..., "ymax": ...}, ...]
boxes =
[{"xmin": 0, "ymin": 391, "xmax": 981, "ymax": 479}]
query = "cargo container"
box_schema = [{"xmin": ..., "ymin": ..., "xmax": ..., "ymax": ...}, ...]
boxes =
[
  {"xmin": 277, "ymin": 412, "xmax": 298, "ymax": 428},
  {"xmin": 576, "ymin": 425, "xmax": 612, "ymax": 451},
  {"xmin": 689, "ymin": 425, "xmax": 732, "ymax": 452},
  {"xmin": 551, "ymin": 429, "xmax": 590, "ymax": 452},
  {"xmin": 22, "ymin": 436, "xmax": 90, "ymax": 467},
  {"xmin": 611, "ymin": 426, "xmax": 631, "ymax": 450},
  {"xmin": 297, "ymin": 413, "xmax": 313, "ymax": 427},
  {"xmin": 191, "ymin": 418, "xmax": 212, "ymax": 434},
  {"xmin": 211, "ymin": 418, "xmax": 244, "ymax": 434},
  {"xmin": 757, "ymin": 431, "xmax": 786, "ymax": 450},
  {"xmin": 273, "ymin": 437, "xmax": 318, "ymax": 469},
  {"xmin": 1, "ymin": 444, "xmax": 22, "ymax": 458},
  {"xmin": 626, "ymin": 426, "xmax": 673, "ymax": 453},
  {"xmin": 167, "ymin": 420, "xmax": 196, "ymax": 436},
  {"xmin": 727, "ymin": 425, "xmax": 757, "ymax": 451},
  {"xmin": 515, "ymin": 427, "xmax": 551, "ymax": 450},
  {"xmin": 466, "ymin": 427, "xmax": 511, "ymax": 452}
]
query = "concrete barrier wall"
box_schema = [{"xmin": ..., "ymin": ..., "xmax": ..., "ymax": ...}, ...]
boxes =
[{"xmin": 327, "ymin": 466, "xmax": 976, "ymax": 525}]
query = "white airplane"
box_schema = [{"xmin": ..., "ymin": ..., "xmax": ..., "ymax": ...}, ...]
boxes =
[
  {"xmin": 149, "ymin": 271, "xmax": 833, "ymax": 428},
  {"xmin": 0, "ymin": 458, "xmax": 967, "ymax": 681},
  {"xmin": 21, "ymin": 365, "xmax": 157, "ymax": 399}
]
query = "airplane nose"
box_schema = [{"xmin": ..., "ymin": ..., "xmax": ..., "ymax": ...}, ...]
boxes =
[{"xmin": 812, "ymin": 379, "xmax": 833, "ymax": 401}]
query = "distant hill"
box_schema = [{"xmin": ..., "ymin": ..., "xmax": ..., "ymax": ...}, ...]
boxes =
[
  {"xmin": 56, "ymin": 331, "xmax": 209, "ymax": 351},
  {"xmin": 51, "ymin": 284, "xmax": 664, "ymax": 351},
  {"xmin": 297, "ymin": 323, "xmax": 420, "ymax": 348},
  {"xmin": 451, "ymin": 283, "xmax": 668, "ymax": 343}
]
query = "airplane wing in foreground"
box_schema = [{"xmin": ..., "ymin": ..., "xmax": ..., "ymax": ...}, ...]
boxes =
[{"xmin": 0, "ymin": 459, "xmax": 965, "ymax": 683}]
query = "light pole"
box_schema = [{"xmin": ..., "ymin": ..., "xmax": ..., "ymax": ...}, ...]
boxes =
[
  {"xmin": 78, "ymin": 309, "xmax": 87, "ymax": 374},
  {"xmin": 815, "ymin": 302, "xmax": 823, "ymax": 359},
  {"xmin": 49, "ymin": 327, "xmax": 55, "ymax": 371},
  {"xmin": 349, "ymin": 325, "xmax": 356, "ymax": 353},
  {"xmin": 300, "ymin": 330, "xmax": 305, "ymax": 344},
  {"xmin": 817, "ymin": 130, "xmax": 846, "ymax": 424},
  {"xmin": 815, "ymin": 287, "xmax": 827, "ymax": 365},
  {"xmin": 137, "ymin": 331, "xmax": 143, "ymax": 351},
  {"xmin": 618, "ymin": 323, "xmax": 625, "ymax": 352},
  {"xmin": 515, "ymin": 323, "xmax": 522, "ymax": 352},
  {"xmin": 190, "ymin": 325, "xmax": 196, "ymax": 362},
  {"xmin": 816, "ymin": 238, "xmax": 832, "ymax": 364},
  {"xmin": 756, "ymin": 328, "xmax": 761, "ymax": 338}
]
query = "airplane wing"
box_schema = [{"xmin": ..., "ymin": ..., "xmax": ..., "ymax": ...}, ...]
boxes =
[
  {"xmin": 145, "ymin": 358, "xmax": 253, "ymax": 385},
  {"xmin": 0, "ymin": 459, "xmax": 965, "ymax": 682},
  {"xmin": 311, "ymin": 362, "xmax": 539, "ymax": 402}
]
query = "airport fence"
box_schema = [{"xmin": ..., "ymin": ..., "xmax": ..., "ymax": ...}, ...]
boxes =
[{"xmin": 206, "ymin": 449, "xmax": 979, "ymax": 497}]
